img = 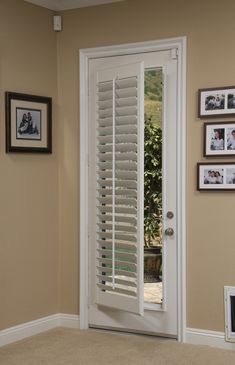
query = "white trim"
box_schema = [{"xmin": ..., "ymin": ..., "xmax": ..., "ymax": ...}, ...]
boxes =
[
  {"xmin": 79, "ymin": 43, "xmax": 89, "ymax": 330},
  {"xmin": 79, "ymin": 37, "xmax": 187, "ymax": 339},
  {"xmin": 0, "ymin": 314, "xmax": 80, "ymax": 347},
  {"xmin": 59, "ymin": 313, "xmax": 80, "ymax": 328},
  {"xmin": 24, "ymin": 0, "xmax": 124, "ymax": 11},
  {"xmin": 186, "ymin": 327, "xmax": 235, "ymax": 350},
  {"xmin": 176, "ymin": 37, "xmax": 187, "ymax": 342},
  {"xmin": 80, "ymin": 37, "xmax": 186, "ymax": 59},
  {"xmin": 1, "ymin": 319, "xmax": 234, "ymax": 351}
]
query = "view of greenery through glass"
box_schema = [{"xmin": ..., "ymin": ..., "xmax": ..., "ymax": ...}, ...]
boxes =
[{"xmin": 144, "ymin": 69, "xmax": 163, "ymax": 303}]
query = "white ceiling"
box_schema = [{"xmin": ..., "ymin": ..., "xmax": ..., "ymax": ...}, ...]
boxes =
[{"xmin": 24, "ymin": 0, "xmax": 125, "ymax": 11}]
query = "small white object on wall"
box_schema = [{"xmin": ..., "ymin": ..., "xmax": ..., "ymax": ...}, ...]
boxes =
[{"xmin": 53, "ymin": 15, "xmax": 62, "ymax": 32}]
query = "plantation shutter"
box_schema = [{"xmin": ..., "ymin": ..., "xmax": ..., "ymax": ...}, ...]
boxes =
[{"xmin": 95, "ymin": 62, "xmax": 144, "ymax": 315}]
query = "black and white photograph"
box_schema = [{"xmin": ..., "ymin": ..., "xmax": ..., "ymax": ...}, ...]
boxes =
[
  {"xmin": 6, "ymin": 92, "xmax": 52, "ymax": 153},
  {"xmin": 199, "ymin": 86, "xmax": 235, "ymax": 118},
  {"xmin": 203, "ymin": 168, "xmax": 224, "ymax": 185},
  {"xmin": 226, "ymin": 168, "xmax": 235, "ymax": 185},
  {"xmin": 197, "ymin": 163, "xmax": 235, "ymax": 190},
  {"xmin": 204, "ymin": 122, "xmax": 235, "ymax": 156},
  {"xmin": 205, "ymin": 93, "xmax": 225, "ymax": 111},
  {"xmin": 16, "ymin": 108, "xmax": 41, "ymax": 140},
  {"xmin": 227, "ymin": 127, "xmax": 235, "ymax": 150},
  {"xmin": 228, "ymin": 93, "xmax": 235, "ymax": 109}
]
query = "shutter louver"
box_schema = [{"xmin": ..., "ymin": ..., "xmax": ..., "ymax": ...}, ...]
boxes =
[{"xmin": 95, "ymin": 63, "xmax": 144, "ymax": 315}]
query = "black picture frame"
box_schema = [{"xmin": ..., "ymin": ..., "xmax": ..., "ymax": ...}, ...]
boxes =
[
  {"xmin": 198, "ymin": 86, "xmax": 235, "ymax": 118},
  {"xmin": 5, "ymin": 92, "xmax": 52, "ymax": 153},
  {"xmin": 197, "ymin": 162, "xmax": 235, "ymax": 191},
  {"xmin": 204, "ymin": 122, "xmax": 235, "ymax": 157}
]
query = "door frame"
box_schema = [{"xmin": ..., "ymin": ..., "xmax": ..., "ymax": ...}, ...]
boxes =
[{"xmin": 79, "ymin": 36, "xmax": 187, "ymax": 341}]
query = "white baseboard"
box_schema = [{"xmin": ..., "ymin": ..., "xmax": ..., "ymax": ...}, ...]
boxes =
[
  {"xmin": 58, "ymin": 313, "xmax": 80, "ymax": 329},
  {"xmin": 2, "ymin": 321, "xmax": 234, "ymax": 350},
  {"xmin": 186, "ymin": 327, "xmax": 235, "ymax": 350},
  {"xmin": 0, "ymin": 313, "xmax": 80, "ymax": 347}
]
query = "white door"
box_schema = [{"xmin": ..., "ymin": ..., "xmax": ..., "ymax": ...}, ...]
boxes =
[{"xmin": 88, "ymin": 50, "xmax": 178, "ymax": 337}]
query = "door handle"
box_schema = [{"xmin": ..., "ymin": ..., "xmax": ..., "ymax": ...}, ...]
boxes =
[{"xmin": 165, "ymin": 227, "xmax": 174, "ymax": 236}]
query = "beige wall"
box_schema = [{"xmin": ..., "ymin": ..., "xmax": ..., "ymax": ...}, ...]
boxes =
[
  {"xmin": 0, "ymin": 0, "xmax": 59, "ymax": 329},
  {"xmin": 2, "ymin": 0, "xmax": 235, "ymax": 334},
  {"xmin": 57, "ymin": 0, "xmax": 235, "ymax": 332}
]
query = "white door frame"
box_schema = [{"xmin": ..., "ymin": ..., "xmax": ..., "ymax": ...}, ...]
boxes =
[{"xmin": 79, "ymin": 36, "xmax": 187, "ymax": 341}]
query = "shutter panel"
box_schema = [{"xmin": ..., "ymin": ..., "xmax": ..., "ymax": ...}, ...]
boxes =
[{"xmin": 95, "ymin": 62, "xmax": 144, "ymax": 315}]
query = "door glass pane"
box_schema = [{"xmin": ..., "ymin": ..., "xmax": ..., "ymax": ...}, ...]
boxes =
[{"xmin": 144, "ymin": 69, "xmax": 163, "ymax": 304}]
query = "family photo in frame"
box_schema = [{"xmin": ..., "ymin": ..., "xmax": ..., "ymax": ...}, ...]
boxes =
[
  {"xmin": 197, "ymin": 163, "xmax": 235, "ymax": 191},
  {"xmin": 17, "ymin": 109, "xmax": 41, "ymax": 140},
  {"xmin": 204, "ymin": 122, "xmax": 235, "ymax": 156},
  {"xmin": 5, "ymin": 92, "xmax": 52, "ymax": 153},
  {"xmin": 198, "ymin": 86, "xmax": 235, "ymax": 192},
  {"xmin": 198, "ymin": 86, "xmax": 235, "ymax": 118}
]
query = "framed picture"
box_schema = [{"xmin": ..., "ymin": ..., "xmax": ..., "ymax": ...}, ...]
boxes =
[
  {"xmin": 6, "ymin": 92, "xmax": 52, "ymax": 153},
  {"xmin": 204, "ymin": 122, "xmax": 235, "ymax": 156},
  {"xmin": 198, "ymin": 86, "xmax": 235, "ymax": 118},
  {"xmin": 197, "ymin": 162, "xmax": 235, "ymax": 191}
]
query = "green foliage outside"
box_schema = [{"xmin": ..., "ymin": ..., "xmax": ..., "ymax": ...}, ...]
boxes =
[
  {"xmin": 144, "ymin": 69, "xmax": 163, "ymax": 247},
  {"xmin": 145, "ymin": 69, "xmax": 162, "ymax": 102},
  {"xmin": 145, "ymin": 69, "xmax": 163, "ymax": 126},
  {"xmin": 145, "ymin": 100, "xmax": 162, "ymax": 127},
  {"xmin": 144, "ymin": 117, "xmax": 162, "ymax": 247}
]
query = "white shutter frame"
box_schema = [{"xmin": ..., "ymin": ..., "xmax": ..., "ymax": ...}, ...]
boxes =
[{"xmin": 95, "ymin": 62, "xmax": 144, "ymax": 315}]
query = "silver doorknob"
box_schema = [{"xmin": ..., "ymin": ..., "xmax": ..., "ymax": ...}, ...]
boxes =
[{"xmin": 165, "ymin": 227, "xmax": 174, "ymax": 236}]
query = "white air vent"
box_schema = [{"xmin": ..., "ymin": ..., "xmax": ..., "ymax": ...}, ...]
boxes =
[{"xmin": 224, "ymin": 286, "xmax": 235, "ymax": 342}]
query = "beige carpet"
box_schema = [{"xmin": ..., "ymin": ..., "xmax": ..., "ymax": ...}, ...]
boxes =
[{"xmin": 1, "ymin": 328, "xmax": 235, "ymax": 365}]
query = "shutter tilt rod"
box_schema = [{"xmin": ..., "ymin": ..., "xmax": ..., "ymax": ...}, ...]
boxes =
[{"xmin": 112, "ymin": 78, "xmax": 116, "ymax": 289}]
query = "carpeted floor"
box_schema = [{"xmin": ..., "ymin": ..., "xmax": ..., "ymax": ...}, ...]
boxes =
[{"xmin": 1, "ymin": 328, "xmax": 235, "ymax": 365}]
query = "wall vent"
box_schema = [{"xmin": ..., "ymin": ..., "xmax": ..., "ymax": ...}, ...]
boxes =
[{"xmin": 224, "ymin": 286, "xmax": 235, "ymax": 342}]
